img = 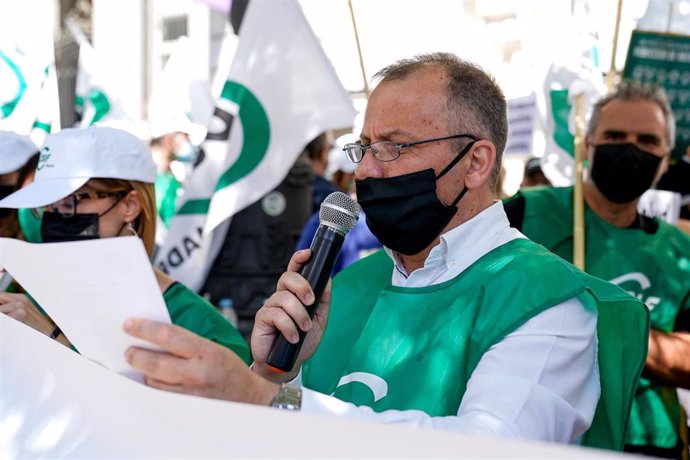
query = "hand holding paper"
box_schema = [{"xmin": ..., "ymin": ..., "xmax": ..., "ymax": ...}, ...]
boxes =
[{"xmin": 0, "ymin": 236, "xmax": 170, "ymax": 380}]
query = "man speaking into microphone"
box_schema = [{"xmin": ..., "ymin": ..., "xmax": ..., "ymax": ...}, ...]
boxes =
[{"xmin": 124, "ymin": 53, "xmax": 648, "ymax": 449}]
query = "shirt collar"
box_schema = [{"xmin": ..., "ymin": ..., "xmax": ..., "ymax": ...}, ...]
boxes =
[{"xmin": 385, "ymin": 201, "xmax": 516, "ymax": 286}]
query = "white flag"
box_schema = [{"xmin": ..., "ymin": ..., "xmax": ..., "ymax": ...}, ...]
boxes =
[
  {"xmin": 539, "ymin": 24, "xmax": 604, "ymax": 186},
  {"xmin": 155, "ymin": 0, "xmax": 356, "ymax": 290},
  {"xmin": 66, "ymin": 18, "xmax": 132, "ymax": 129},
  {"xmin": 0, "ymin": 0, "xmax": 59, "ymax": 146},
  {"xmin": 148, "ymin": 36, "xmax": 213, "ymax": 146}
]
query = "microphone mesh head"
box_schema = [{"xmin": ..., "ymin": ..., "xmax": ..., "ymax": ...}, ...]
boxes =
[{"xmin": 319, "ymin": 191, "xmax": 360, "ymax": 235}]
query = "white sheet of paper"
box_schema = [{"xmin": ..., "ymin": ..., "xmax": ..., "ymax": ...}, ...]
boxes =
[{"xmin": 0, "ymin": 236, "xmax": 170, "ymax": 380}]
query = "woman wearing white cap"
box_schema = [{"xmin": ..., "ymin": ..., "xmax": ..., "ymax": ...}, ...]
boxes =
[
  {"xmin": 0, "ymin": 131, "xmax": 41, "ymax": 304},
  {"xmin": 0, "ymin": 126, "xmax": 251, "ymax": 363},
  {"xmin": 0, "ymin": 131, "xmax": 40, "ymax": 240}
]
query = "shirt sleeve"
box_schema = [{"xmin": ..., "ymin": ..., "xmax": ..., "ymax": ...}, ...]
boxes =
[{"xmin": 298, "ymin": 297, "xmax": 600, "ymax": 444}]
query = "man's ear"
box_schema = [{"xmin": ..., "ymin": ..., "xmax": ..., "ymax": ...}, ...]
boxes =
[
  {"xmin": 464, "ymin": 140, "xmax": 496, "ymax": 190},
  {"xmin": 120, "ymin": 190, "xmax": 143, "ymax": 223}
]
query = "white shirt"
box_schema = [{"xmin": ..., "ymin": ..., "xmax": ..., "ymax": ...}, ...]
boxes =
[{"xmin": 295, "ymin": 202, "xmax": 600, "ymax": 444}]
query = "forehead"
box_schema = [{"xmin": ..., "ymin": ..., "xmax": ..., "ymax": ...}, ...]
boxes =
[
  {"xmin": 363, "ymin": 67, "xmax": 449, "ymax": 138},
  {"xmin": 594, "ymin": 98, "xmax": 667, "ymax": 138}
]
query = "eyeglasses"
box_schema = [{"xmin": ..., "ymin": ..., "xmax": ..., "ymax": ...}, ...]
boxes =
[
  {"xmin": 32, "ymin": 190, "xmax": 129, "ymax": 219},
  {"xmin": 343, "ymin": 134, "xmax": 479, "ymax": 163}
]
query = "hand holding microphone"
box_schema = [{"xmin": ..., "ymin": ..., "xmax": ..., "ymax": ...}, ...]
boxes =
[{"xmin": 256, "ymin": 192, "xmax": 359, "ymax": 375}]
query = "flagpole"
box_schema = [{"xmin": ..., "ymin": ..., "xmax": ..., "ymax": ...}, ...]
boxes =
[
  {"xmin": 348, "ymin": 0, "xmax": 369, "ymax": 98},
  {"xmin": 573, "ymin": 93, "xmax": 586, "ymax": 270},
  {"xmin": 606, "ymin": 0, "xmax": 624, "ymax": 93}
]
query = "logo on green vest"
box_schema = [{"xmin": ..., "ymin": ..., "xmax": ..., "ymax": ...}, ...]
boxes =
[
  {"xmin": 37, "ymin": 147, "xmax": 53, "ymax": 171},
  {"xmin": 334, "ymin": 372, "xmax": 389, "ymax": 403},
  {"xmin": 609, "ymin": 272, "xmax": 660, "ymax": 310}
]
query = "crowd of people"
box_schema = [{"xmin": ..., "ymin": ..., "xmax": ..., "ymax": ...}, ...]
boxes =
[{"xmin": 2, "ymin": 51, "xmax": 690, "ymax": 457}]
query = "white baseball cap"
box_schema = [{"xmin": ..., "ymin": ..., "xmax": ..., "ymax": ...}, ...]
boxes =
[
  {"xmin": 0, "ymin": 131, "xmax": 39, "ymax": 175},
  {"xmin": 0, "ymin": 126, "xmax": 157, "ymax": 209}
]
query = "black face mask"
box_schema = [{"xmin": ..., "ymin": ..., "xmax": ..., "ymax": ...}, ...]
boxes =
[
  {"xmin": 355, "ymin": 141, "xmax": 476, "ymax": 255},
  {"xmin": 40, "ymin": 196, "xmax": 124, "ymax": 243},
  {"xmin": 41, "ymin": 212, "xmax": 101, "ymax": 243},
  {"xmin": 0, "ymin": 185, "xmax": 16, "ymax": 218},
  {"xmin": 590, "ymin": 143, "xmax": 662, "ymax": 204}
]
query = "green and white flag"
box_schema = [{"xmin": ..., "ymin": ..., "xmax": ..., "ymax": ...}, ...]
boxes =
[
  {"xmin": 539, "ymin": 18, "xmax": 605, "ymax": 186},
  {"xmin": 66, "ymin": 18, "xmax": 131, "ymax": 128},
  {"xmin": 155, "ymin": 0, "xmax": 356, "ymax": 290},
  {"xmin": 0, "ymin": 0, "xmax": 59, "ymax": 146}
]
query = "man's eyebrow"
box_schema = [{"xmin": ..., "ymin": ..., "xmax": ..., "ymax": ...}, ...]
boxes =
[
  {"xmin": 363, "ymin": 130, "xmax": 417, "ymax": 144},
  {"xmin": 637, "ymin": 133, "xmax": 662, "ymax": 143},
  {"xmin": 602, "ymin": 129, "xmax": 626, "ymax": 136}
]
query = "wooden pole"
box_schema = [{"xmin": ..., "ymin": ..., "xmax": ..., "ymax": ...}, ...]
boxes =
[
  {"xmin": 348, "ymin": 0, "xmax": 369, "ymax": 98},
  {"xmin": 573, "ymin": 93, "xmax": 586, "ymax": 270},
  {"xmin": 606, "ymin": 0, "xmax": 624, "ymax": 93}
]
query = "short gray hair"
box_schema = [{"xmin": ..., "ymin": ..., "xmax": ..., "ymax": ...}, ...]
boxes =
[
  {"xmin": 586, "ymin": 80, "xmax": 675, "ymax": 150},
  {"xmin": 373, "ymin": 52, "xmax": 508, "ymax": 189}
]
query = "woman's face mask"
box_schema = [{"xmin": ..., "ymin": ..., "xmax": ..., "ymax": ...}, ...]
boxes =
[
  {"xmin": 40, "ymin": 192, "xmax": 126, "ymax": 243},
  {"xmin": 174, "ymin": 140, "xmax": 198, "ymax": 163}
]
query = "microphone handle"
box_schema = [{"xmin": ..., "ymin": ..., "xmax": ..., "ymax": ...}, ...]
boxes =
[{"xmin": 266, "ymin": 225, "xmax": 344, "ymax": 373}]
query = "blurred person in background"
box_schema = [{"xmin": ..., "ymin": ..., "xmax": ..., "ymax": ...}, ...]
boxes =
[
  {"xmin": 149, "ymin": 117, "xmax": 204, "ymax": 228},
  {"xmin": 521, "ymin": 157, "xmax": 551, "ymax": 188},
  {"xmin": 296, "ymin": 139, "xmax": 381, "ymax": 276},
  {"xmin": 305, "ymin": 132, "xmax": 339, "ymax": 214},
  {"xmin": 328, "ymin": 133, "xmax": 358, "ymax": 193},
  {"xmin": 504, "ymin": 81, "xmax": 690, "ymax": 458},
  {"xmin": 0, "ymin": 126, "xmax": 250, "ymax": 363}
]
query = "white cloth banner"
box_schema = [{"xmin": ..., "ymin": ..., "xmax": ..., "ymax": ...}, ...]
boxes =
[{"xmin": 155, "ymin": 0, "xmax": 356, "ymax": 290}]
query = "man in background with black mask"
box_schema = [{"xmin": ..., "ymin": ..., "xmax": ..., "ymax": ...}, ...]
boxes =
[
  {"xmin": 504, "ymin": 80, "xmax": 690, "ymax": 458},
  {"xmin": 124, "ymin": 53, "xmax": 647, "ymax": 450}
]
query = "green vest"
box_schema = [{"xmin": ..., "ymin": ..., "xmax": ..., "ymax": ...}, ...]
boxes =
[
  {"xmin": 17, "ymin": 207, "xmax": 42, "ymax": 243},
  {"xmin": 155, "ymin": 172, "xmax": 181, "ymax": 229},
  {"xmin": 163, "ymin": 282, "xmax": 251, "ymax": 365},
  {"xmin": 303, "ymin": 238, "xmax": 648, "ymax": 450},
  {"xmin": 517, "ymin": 185, "xmax": 690, "ymax": 449}
]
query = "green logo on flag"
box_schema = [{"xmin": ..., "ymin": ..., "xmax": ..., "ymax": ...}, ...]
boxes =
[
  {"xmin": 0, "ymin": 50, "xmax": 27, "ymax": 119},
  {"xmin": 215, "ymin": 81, "xmax": 270, "ymax": 190},
  {"xmin": 177, "ymin": 80, "xmax": 270, "ymax": 216},
  {"xmin": 87, "ymin": 89, "xmax": 111, "ymax": 124}
]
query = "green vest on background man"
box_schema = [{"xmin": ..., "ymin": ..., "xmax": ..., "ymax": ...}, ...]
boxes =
[{"xmin": 512, "ymin": 185, "xmax": 690, "ymax": 450}]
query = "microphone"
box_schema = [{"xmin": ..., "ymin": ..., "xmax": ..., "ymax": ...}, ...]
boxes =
[{"xmin": 266, "ymin": 191, "xmax": 360, "ymax": 373}]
